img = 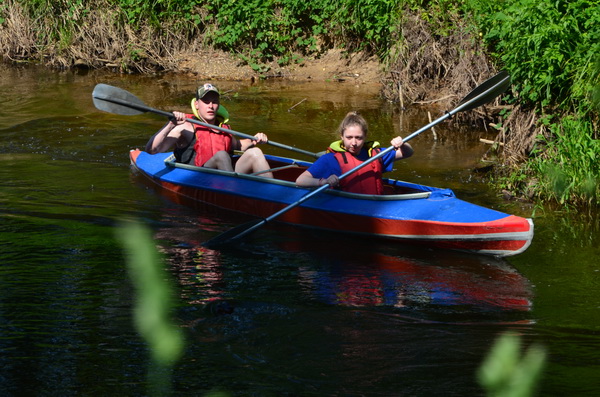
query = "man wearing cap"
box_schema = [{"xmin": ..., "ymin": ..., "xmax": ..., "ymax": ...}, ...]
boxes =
[{"xmin": 145, "ymin": 83, "xmax": 273, "ymax": 177}]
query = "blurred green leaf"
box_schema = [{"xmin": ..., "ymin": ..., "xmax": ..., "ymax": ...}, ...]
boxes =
[{"xmin": 117, "ymin": 220, "xmax": 184, "ymax": 365}]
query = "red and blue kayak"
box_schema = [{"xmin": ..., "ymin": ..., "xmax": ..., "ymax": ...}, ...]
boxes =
[{"xmin": 129, "ymin": 149, "xmax": 533, "ymax": 257}]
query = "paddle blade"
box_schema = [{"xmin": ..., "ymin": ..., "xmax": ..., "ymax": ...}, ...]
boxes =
[
  {"xmin": 203, "ymin": 219, "xmax": 265, "ymax": 249},
  {"xmin": 92, "ymin": 84, "xmax": 148, "ymax": 116},
  {"xmin": 458, "ymin": 70, "xmax": 510, "ymax": 112}
]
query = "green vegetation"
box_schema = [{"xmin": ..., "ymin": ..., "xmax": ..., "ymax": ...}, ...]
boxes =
[
  {"xmin": 115, "ymin": 0, "xmax": 401, "ymax": 62},
  {"xmin": 478, "ymin": 332, "xmax": 546, "ymax": 397},
  {"xmin": 1, "ymin": 0, "xmax": 598, "ymax": 206},
  {"xmin": 118, "ymin": 220, "xmax": 184, "ymax": 365},
  {"xmin": 115, "ymin": 0, "xmax": 402, "ymax": 68},
  {"xmin": 467, "ymin": 0, "xmax": 599, "ymax": 206},
  {"xmin": 468, "ymin": 0, "xmax": 599, "ymax": 113},
  {"xmin": 0, "ymin": 0, "xmax": 402, "ymax": 67},
  {"xmin": 117, "ymin": 220, "xmax": 184, "ymax": 395}
]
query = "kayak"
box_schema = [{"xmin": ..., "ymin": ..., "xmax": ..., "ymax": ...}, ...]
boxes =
[{"xmin": 129, "ymin": 149, "xmax": 534, "ymax": 257}]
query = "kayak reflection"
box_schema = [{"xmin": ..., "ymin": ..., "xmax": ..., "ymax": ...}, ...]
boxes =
[
  {"xmin": 281, "ymin": 237, "xmax": 533, "ymax": 313},
  {"xmin": 152, "ymin": 209, "xmax": 532, "ymax": 320}
]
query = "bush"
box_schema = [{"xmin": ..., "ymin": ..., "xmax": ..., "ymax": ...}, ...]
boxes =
[{"xmin": 467, "ymin": 0, "xmax": 600, "ymax": 205}]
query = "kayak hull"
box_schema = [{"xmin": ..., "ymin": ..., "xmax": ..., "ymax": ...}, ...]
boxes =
[{"xmin": 130, "ymin": 149, "xmax": 533, "ymax": 257}]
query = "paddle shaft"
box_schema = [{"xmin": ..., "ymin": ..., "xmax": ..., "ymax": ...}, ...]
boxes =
[
  {"xmin": 204, "ymin": 71, "xmax": 511, "ymax": 246},
  {"xmin": 93, "ymin": 92, "xmax": 321, "ymax": 159}
]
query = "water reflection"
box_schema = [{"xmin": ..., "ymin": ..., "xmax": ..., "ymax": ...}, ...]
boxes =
[
  {"xmin": 147, "ymin": 210, "xmax": 534, "ymax": 395},
  {"xmin": 296, "ymin": 249, "xmax": 532, "ymax": 313},
  {"xmin": 151, "ymin": 206, "xmax": 533, "ymax": 326}
]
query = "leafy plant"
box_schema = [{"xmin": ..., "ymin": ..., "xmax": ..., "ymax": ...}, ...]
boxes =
[
  {"xmin": 468, "ymin": 0, "xmax": 597, "ymax": 111},
  {"xmin": 478, "ymin": 332, "xmax": 546, "ymax": 397},
  {"xmin": 466, "ymin": 0, "xmax": 599, "ymax": 206},
  {"xmin": 531, "ymin": 116, "xmax": 599, "ymax": 205},
  {"xmin": 202, "ymin": 0, "xmax": 404, "ymax": 66},
  {"xmin": 117, "ymin": 220, "xmax": 184, "ymax": 365}
]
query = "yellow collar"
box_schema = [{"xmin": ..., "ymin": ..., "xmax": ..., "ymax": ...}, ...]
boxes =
[{"xmin": 191, "ymin": 98, "xmax": 230, "ymax": 125}]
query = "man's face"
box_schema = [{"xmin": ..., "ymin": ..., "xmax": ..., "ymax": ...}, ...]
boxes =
[{"xmin": 197, "ymin": 92, "xmax": 220, "ymax": 123}]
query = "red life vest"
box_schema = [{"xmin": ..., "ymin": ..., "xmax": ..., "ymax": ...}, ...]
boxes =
[
  {"xmin": 187, "ymin": 114, "xmax": 233, "ymax": 167},
  {"xmin": 330, "ymin": 141, "xmax": 384, "ymax": 195}
]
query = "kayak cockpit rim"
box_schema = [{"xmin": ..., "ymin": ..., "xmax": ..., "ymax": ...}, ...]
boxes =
[{"xmin": 161, "ymin": 152, "xmax": 433, "ymax": 201}]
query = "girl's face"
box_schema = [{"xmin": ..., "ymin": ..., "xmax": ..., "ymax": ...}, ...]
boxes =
[
  {"xmin": 341, "ymin": 124, "xmax": 366, "ymax": 155},
  {"xmin": 196, "ymin": 92, "xmax": 220, "ymax": 123}
]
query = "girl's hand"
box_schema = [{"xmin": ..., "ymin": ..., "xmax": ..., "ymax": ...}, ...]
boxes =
[
  {"xmin": 391, "ymin": 136, "xmax": 405, "ymax": 149},
  {"xmin": 320, "ymin": 175, "xmax": 339, "ymax": 188}
]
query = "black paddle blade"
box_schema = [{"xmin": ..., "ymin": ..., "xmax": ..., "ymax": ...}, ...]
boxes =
[
  {"xmin": 458, "ymin": 70, "xmax": 510, "ymax": 112},
  {"xmin": 203, "ymin": 219, "xmax": 266, "ymax": 249},
  {"xmin": 92, "ymin": 84, "xmax": 148, "ymax": 116}
]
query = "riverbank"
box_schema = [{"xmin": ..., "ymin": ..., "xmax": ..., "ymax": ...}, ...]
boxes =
[
  {"xmin": 3, "ymin": 0, "xmax": 596, "ymax": 206},
  {"xmin": 177, "ymin": 48, "xmax": 383, "ymax": 86}
]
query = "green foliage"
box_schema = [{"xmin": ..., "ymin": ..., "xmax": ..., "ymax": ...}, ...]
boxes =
[
  {"xmin": 331, "ymin": 0, "xmax": 401, "ymax": 56},
  {"xmin": 7, "ymin": 0, "xmax": 406, "ymax": 67},
  {"xmin": 592, "ymin": 57, "xmax": 600, "ymax": 113},
  {"xmin": 467, "ymin": 0, "xmax": 600, "ymax": 206},
  {"xmin": 406, "ymin": 0, "xmax": 464, "ymax": 36},
  {"xmin": 208, "ymin": 0, "xmax": 295, "ymax": 62},
  {"xmin": 19, "ymin": 0, "xmax": 91, "ymax": 43},
  {"xmin": 497, "ymin": 114, "xmax": 599, "ymax": 206},
  {"xmin": 206, "ymin": 0, "xmax": 402, "ymax": 65},
  {"xmin": 117, "ymin": 220, "xmax": 184, "ymax": 365},
  {"xmin": 478, "ymin": 333, "xmax": 546, "ymax": 397},
  {"xmin": 467, "ymin": 0, "xmax": 600, "ymax": 114},
  {"xmin": 532, "ymin": 116, "xmax": 599, "ymax": 205},
  {"xmin": 6, "ymin": 0, "xmax": 466, "ymax": 69},
  {"xmin": 107, "ymin": 0, "xmax": 205, "ymax": 31}
]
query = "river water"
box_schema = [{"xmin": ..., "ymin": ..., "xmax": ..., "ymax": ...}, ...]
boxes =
[{"xmin": 1, "ymin": 64, "xmax": 598, "ymax": 396}]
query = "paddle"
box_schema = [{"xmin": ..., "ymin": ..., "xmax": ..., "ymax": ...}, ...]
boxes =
[
  {"xmin": 202, "ymin": 70, "xmax": 511, "ymax": 249},
  {"xmin": 92, "ymin": 83, "xmax": 321, "ymax": 159}
]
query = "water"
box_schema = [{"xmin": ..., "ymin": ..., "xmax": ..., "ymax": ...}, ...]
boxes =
[{"xmin": 1, "ymin": 64, "xmax": 599, "ymax": 395}]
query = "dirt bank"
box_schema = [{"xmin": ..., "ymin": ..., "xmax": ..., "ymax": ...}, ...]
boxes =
[{"xmin": 177, "ymin": 48, "xmax": 384, "ymax": 86}]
